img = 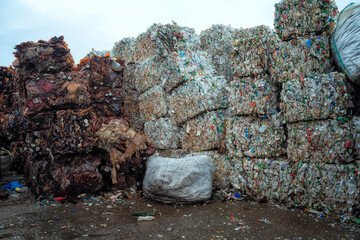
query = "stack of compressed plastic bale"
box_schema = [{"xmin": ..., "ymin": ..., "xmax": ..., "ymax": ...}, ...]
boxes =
[
  {"xmin": 113, "ymin": 22, "xmax": 229, "ymax": 189},
  {"xmin": 200, "ymin": 24, "xmax": 234, "ymax": 82},
  {"xmin": 271, "ymin": 0, "xmax": 338, "ymax": 82},
  {"xmin": 273, "ymin": 0, "xmax": 360, "ymax": 212},
  {"xmin": 226, "ymin": 25, "xmax": 287, "ymax": 198}
]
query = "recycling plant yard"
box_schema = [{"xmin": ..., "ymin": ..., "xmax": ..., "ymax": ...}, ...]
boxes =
[{"xmin": 0, "ymin": 0, "xmax": 360, "ymax": 239}]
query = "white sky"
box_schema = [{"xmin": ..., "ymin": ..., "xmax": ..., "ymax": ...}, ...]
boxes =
[{"xmin": 0, "ymin": 0, "xmax": 353, "ymax": 66}]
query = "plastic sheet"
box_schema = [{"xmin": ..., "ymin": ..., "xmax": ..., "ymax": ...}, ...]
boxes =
[
  {"xmin": 13, "ymin": 36, "xmax": 74, "ymax": 75},
  {"xmin": 200, "ymin": 24, "xmax": 234, "ymax": 81},
  {"xmin": 85, "ymin": 48, "xmax": 111, "ymax": 58},
  {"xmin": 226, "ymin": 116, "xmax": 286, "ymax": 159},
  {"xmin": 144, "ymin": 117, "xmax": 180, "ymax": 150},
  {"xmin": 331, "ymin": 3, "xmax": 360, "ymax": 84},
  {"xmin": 280, "ymin": 72, "xmax": 353, "ymax": 122},
  {"xmin": 139, "ymin": 85, "xmax": 168, "ymax": 122},
  {"xmin": 180, "ymin": 110, "xmax": 225, "ymax": 152},
  {"xmin": 274, "ymin": 0, "xmax": 338, "ymax": 41},
  {"xmin": 228, "ymin": 74, "xmax": 278, "ymax": 117},
  {"xmin": 270, "ymin": 34, "xmax": 331, "ymax": 83},
  {"xmin": 231, "ymin": 26, "xmax": 277, "ymax": 78},
  {"xmin": 287, "ymin": 118, "xmax": 356, "ymax": 163}
]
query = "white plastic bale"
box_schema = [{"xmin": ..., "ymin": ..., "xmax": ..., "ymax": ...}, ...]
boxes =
[
  {"xmin": 180, "ymin": 110, "xmax": 225, "ymax": 152},
  {"xmin": 112, "ymin": 37, "xmax": 136, "ymax": 63},
  {"xmin": 331, "ymin": 3, "xmax": 360, "ymax": 84},
  {"xmin": 287, "ymin": 118, "xmax": 356, "ymax": 163},
  {"xmin": 240, "ymin": 158, "xmax": 294, "ymax": 202},
  {"xmin": 274, "ymin": 0, "xmax": 338, "ymax": 41},
  {"xmin": 200, "ymin": 24, "xmax": 234, "ymax": 81},
  {"xmin": 231, "ymin": 26, "xmax": 278, "ymax": 78},
  {"xmin": 228, "ymin": 74, "xmax": 278, "ymax": 117},
  {"xmin": 168, "ymin": 76, "xmax": 227, "ymax": 125},
  {"xmin": 293, "ymin": 162, "xmax": 360, "ymax": 212},
  {"xmin": 139, "ymin": 85, "xmax": 168, "ymax": 122},
  {"xmin": 270, "ymin": 34, "xmax": 331, "ymax": 83},
  {"xmin": 226, "ymin": 116, "xmax": 286, "ymax": 159},
  {"xmin": 144, "ymin": 118, "xmax": 180, "ymax": 150},
  {"xmin": 153, "ymin": 149, "xmax": 232, "ymax": 190},
  {"xmin": 280, "ymin": 72, "xmax": 353, "ymax": 122}
]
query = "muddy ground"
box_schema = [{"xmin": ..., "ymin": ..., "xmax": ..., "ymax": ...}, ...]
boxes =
[{"xmin": 0, "ymin": 172, "xmax": 359, "ymax": 240}]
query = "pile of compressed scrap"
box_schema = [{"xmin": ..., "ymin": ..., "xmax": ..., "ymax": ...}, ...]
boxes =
[
  {"xmin": 231, "ymin": 0, "xmax": 359, "ymax": 212},
  {"xmin": 1, "ymin": 36, "xmax": 154, "ymax": 197},
  {"xmin": 112, "ymin": 22, "xmax": 230, "ymax": 191}
]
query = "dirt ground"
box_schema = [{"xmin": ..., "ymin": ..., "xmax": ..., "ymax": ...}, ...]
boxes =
[
  {"xmin": 0, "ymin": 192, "xmax": 359, "ymax": 240},
  {"xmin": 0, "ymin": 171, "xmax": 359, "ymax": 240}
]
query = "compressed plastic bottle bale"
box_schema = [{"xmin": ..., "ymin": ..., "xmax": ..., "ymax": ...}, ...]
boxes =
[
  {"xmin": 226, "ymin": 116, "xmax": 286, "ymax": 159},
  {"xmin": 13, "ymin": 36, "xmax": 74, "ymax": 75},
  {"xmin": 139, "ymin": 85, "xmax": 168, "ymax": 122},
  {"xmin": 143, "ymin": 155, "xmax": 215, "ymax": 203},
  {"xmin": 200, "ymin": 24, "xmax": 234, "ymax": 81},
  {"xmin": 280, "ymin": 72, "xmax": 353, "ymax": 122},
  {"xmin": 287, "ymin": 118, "xmax": 355, "ymax": 163},
  {"xmin": 353, "ymin": 116, "xmax": 360, "ymax": 160},
  {"xmin": 180, "ymin": 110, "xmax": 225, "ymax": 152},
  {"xmin": 168, "ymin": 76, "xmax": 227, "ymax": 125},
  {"xmin": 270, "ymin": 34, "xmax": 331, "ymax": 83},
  {"xmin": 112, "ymin": 37, "xmax": 136, "ymax": 63},
  {"xmin": 133, "ymin": 22, "xmax": 185, "ymax": 63},
  {"xmin": 23, "ymin": 71, "xmax": 91, "ymax": 115},
  {"xmin": 144, "ymin": 118, "xmax": 180, "ymax": 150},
  {"xmin": 331, "ymin": 3, "xmax": 360, "ymax": 84},
  {"xmin": 274, "ymin": 0, "xmax": 338, "ymax": 41},
  {"xmin": 293, "ymin": 162, "xmax": 359, "ymax": 212},
  {"xmin": 241, "ymin": 158, "xmax": 294, "ymax": 202},
  {"xmin": 231, "ymin": 26, "xmax": 277, "ymax": 78},
  {"xmin": 228, "ymin": 74, "xmax": 278, "ymax": 117},
  {"xmin": 132, "ymin": 57, "xmax": 165, "ymax": 93}
]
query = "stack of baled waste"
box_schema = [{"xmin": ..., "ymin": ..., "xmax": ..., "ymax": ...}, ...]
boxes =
[
  {"xmin": 112, "ymin": 22, "xmax": 230, "ymax": 189},
  {"xmin": 259, "ymin": 0, "xmax": 359, "ymax": 211},
  {"xmin": 4, "ymin": 36, "xmax": 154, "ymax": 197},
  {"xmin": 226, "ymin": 25, "xmax": 287, "ymax": 197}
]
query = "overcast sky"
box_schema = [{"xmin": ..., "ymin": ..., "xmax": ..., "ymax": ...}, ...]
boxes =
[{"xmin": 0, "ymin": 0, "xmax": 353, "ymax": 66}]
